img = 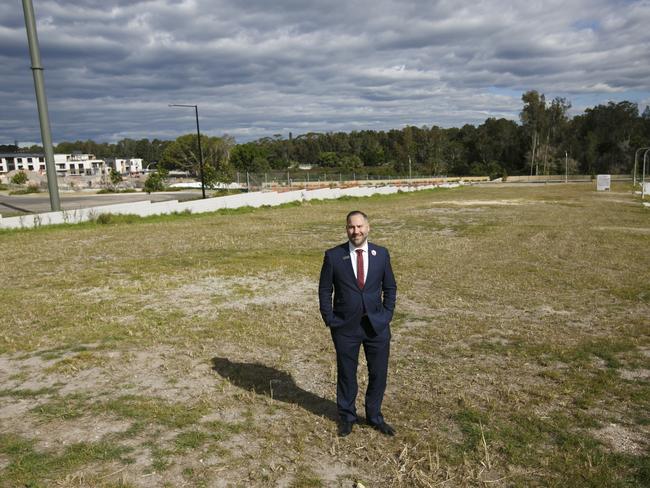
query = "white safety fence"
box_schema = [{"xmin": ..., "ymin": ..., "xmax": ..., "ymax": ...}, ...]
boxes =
[{"xmin": 0, "ymin": 183, "xmax": 458, "ymax": 230}]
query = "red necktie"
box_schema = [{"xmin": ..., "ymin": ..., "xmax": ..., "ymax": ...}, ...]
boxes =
[{"xmin": 356, "ymin": 249, "xmax": 365, "ymax": 289}]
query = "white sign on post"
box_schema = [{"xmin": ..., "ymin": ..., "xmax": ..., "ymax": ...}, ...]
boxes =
[{"xmin": 596, "ymin": 174, "xmax": 611, "ymax": 191}]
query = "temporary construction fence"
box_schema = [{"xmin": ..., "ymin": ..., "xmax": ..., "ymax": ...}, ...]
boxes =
[{"xmin": 0, "ymin": 182, "xmax": 459, "ymax": 230}]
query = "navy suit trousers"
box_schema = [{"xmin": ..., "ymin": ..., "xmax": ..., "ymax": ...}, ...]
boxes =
[{"xmin": 330, "ymin": 316, "xmax": 390, "ymax": 424}]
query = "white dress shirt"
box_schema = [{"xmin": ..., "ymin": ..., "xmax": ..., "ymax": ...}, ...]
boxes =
[{"xmin": 349, "ymin": 241, "xmax": 369, "ymax": 281}]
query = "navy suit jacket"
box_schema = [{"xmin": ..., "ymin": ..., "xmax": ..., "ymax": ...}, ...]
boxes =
[{"xmin": 318, "ymin": 241, "xmax": 397, "ymax": 333}]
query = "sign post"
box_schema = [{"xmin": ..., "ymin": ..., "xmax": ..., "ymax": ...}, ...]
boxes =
[{"xmin": 596, "ymin": 174, "xmax": 611, "ymax": 192}]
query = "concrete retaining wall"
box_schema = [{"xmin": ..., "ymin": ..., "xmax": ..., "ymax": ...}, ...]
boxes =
[
  {"xmin": 0, "ymin": 200, "xmax": 153, "ymax": 229},
  {"xmin": 0, "ymin": 183, "xmax": 456, "ymax": 230}
]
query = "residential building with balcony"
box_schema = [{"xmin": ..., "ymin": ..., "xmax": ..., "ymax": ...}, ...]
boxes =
[
  {"xmin": 1, "ymin": 153, "xmax": 145, "ymax": 177},
  {"xmin": 105, "ymin": 158, "xmax": 143, "ymax": 174},
  {"xmin": 0, "ymin": 153, "xmax": 46, "ymax": 173}
]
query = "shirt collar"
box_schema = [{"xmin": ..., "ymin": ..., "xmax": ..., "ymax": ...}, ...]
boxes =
[{"xmin": 348, "ymin": 241, "xmax": 369, "ymax": 254}]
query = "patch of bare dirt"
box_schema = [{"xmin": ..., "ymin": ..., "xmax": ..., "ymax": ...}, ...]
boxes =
[
  {"xmin": 593, "ymin": 226, "xmax": 650, "ymax": 234},
  {"xmin": 398, "ymin": 296, "xmax": 457, "ymax": 320},
  {"xmin": 0, "ymin": 341, "xmax": 362, "ymax": 487},
  {"xmin": 75, "ymin": 286, "xmax": 116, "ymax": 302},
  {"xmin": 592, "ymin": 423, "xmax": 648, "ymax": 455},
  {"xmin": 0, "ymin": 349, "xmax": 132, "ymax": 399},
  {"xmin": 423, "ymin": 199, "xmax": 529, "ymax": 206},
  {"xmin": 619, "ymin": 368, "xmax": 650, "ymax": 380},
  {"xmin": 32, "ymin": 416, "xmax": 132, "ymax": 451},
  {"xmin": 535, "ymin": 305, "xmax": 572, "ymax": 316},
  {"xmin": 146, "ymin": 273, "xmax": 316, "ymax": 319},
  {"xmin": 0, "ymin": 397, "xmax": 43, "ymax": 421}
]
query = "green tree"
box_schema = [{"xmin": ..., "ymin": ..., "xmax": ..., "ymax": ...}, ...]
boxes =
[
  {"xmin": 542, "ymin": 97, "xmax": 571, "ymax": 174},
  {"xmin": 116, "ymin": 138, "xmax": 137, "ymax": 158},
  {"xmin": 230, "ymin": 143, "xmax": 270, "ymax": 172},
  {"xmin": 520, "ymin": 90, "xmax": 548, "ymax": 175},
  {"xmin": 475, "ymin": 118, "xmax": 525, "ymax": 175},
  {"xmin": 258, "ymin": 135, "xmax": 290, "ymax": 169},
  {"xmin": 160, "ymin": 134, "xmax": 234, "ymax": 186},
  {"xmin": 318, "ymin": 151, "xmax": 340, "ymax": 167},
  {"xmin": 144, "ymin": 168, "xmax": 168, "ymax": 193},
  {"xmin": 571, "ymin": 101, "xmax": 641, "ymax": 173},
  {"xmin": 339, "ymin": 154, "xmax": 363, "ymax": 171},
  {"xmin": 293, "ymin": 133, "xmax": 322, "ymax": 164},
  {"xmin": 109, "ymin": 168, "xmax": 123, "ymax": 188},
  {"xmin": 22, "ymin": 144, "xmax": 43, "ymax": 153}
]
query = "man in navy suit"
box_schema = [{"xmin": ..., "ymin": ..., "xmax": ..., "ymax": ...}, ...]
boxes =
[{"xmin": 318, "ymin": 210, "xmax": 397, "ymax": 437}]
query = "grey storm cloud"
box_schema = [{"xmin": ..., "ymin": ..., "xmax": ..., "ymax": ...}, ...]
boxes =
[{"xmin": 1, "ymin": 0, "xmax": 649, "ymax": 144}]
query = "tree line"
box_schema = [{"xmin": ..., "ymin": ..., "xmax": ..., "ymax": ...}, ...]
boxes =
[{"xmin": 6, "ymin": 91, "xmax": 650, "ymax": 181}]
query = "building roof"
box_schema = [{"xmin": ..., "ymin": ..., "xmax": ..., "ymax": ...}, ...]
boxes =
[{"xmin": 0, "ymin": 153, "xmax": 45, "ymax": 158}]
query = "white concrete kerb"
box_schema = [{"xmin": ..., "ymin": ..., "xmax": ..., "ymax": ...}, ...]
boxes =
[{"xmin": 0, "ymin": 184, "xmax": 452, "ymax": 229}]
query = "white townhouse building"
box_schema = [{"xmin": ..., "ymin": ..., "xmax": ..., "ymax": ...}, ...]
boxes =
[
  {"xmin": 0, "ymin": 153, "xmax": 47, "ymax": 173},
  {"xmin": 105, "ymin": 158, "xmax": 143, "ymax": 174},
  {"xmin": 0, "ymin": 153, "xmax": 141, "ymax": 176},
  {"xmin": 53, "ymin": 153, "xmax": 108, "ymax": 175}
]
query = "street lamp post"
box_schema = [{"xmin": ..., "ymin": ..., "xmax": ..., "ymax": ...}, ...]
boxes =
[
  {"xmin": 169, "ymin": 104, "xmax": 206, "ymax": 199},
  {"xmin": 22, "ymin": 0, "xmax": 60, "ymax": 211}
]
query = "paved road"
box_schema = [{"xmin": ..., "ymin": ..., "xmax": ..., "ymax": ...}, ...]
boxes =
[{"xmin": 0, "ymin": 190, "xmax": 204, "ymax": 215}]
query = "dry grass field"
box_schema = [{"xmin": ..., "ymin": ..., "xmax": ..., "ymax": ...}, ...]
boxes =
[{"xmin": 0, "ymin": 183, "xmax": 648, "ymax": 487}]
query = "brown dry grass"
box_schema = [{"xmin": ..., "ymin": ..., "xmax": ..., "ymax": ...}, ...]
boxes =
[{"xmin": 0, "ymin": 182, "xmax": 648, "ymax": 487}]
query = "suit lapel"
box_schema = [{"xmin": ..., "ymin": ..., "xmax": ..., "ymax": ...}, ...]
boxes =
[
  {"xmin": 339, "ymin": 243, "xmax": 357, "ymax": 285},
  {"xmin": 366, "ymin": 243, "xmax": 380, "ymax": 286}
]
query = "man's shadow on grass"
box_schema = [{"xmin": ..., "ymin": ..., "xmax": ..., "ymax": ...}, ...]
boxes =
[{"xmin": 211, "ymin": 357, "xmax": 338, "ymax": 421}]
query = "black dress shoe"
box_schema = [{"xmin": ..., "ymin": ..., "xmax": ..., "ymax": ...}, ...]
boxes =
[
  {"xmin": 369, "ymin": 421, "xmax": 396, "ymax": 436},
  {"xmin": 338, "ymin": 421, "xmax": 354, "ymax": 437}
]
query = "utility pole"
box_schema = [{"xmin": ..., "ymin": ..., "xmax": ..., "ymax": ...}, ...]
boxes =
[
  {"xmin": 169, "ymin": 104, "xmax": 206, "ymax": 198},
  {"xmin": 22, "ymin": 0, "xmax": 60, "ymax": 211}
]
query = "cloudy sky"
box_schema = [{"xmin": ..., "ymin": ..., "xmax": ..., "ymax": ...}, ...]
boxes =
[{"xmin": 2, "ymin": 0, "xmax": 649, "ymax": 145}]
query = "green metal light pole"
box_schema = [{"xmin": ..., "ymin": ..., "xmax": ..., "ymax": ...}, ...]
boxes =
[
  {"xmin": 22, "ymin": 0, "xmax": 60, "ymax": 211},
  {"xmin": 169, "ymin": 104, "xmax": 206, "ymax": 199}
]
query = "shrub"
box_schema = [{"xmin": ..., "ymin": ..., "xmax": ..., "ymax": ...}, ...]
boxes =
[
  {"xmin": 95, "ymin": 213, "xmax": 113, "ymax": 224},
  {"xmin": 144, "ymin": 170, "xmax": 168, "ymax": 193},
  {"xmin": 96, "ymin": 188, "xmax": 137, "ymax": 194},
  {"xmin": 94, "ymin": 213, "xmax": 142, "ymax": 225},
  {"xmin": 9, "ymin": 183, "xmax": 40, "ymax": 195},
  {"xmin": 109, "ymin": 168, "xmax": 123, "ymax": 186},
  {"xmin": 11, "ymin": 171, "xmax": 28, "ymax": 185}
]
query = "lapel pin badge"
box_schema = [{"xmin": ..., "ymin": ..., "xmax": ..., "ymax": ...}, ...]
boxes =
[
  {"xmin": 371, "ymin": 250, "xmax": 377, "ymax": 256},
  {"xmin": 343, "ymin": 255, "xmax": 350, "ymax": 260}
]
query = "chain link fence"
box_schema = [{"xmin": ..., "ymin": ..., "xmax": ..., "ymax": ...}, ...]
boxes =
[{"xmin": 234, "ymin": 170, "xmax": 458, "ymax": 191}]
